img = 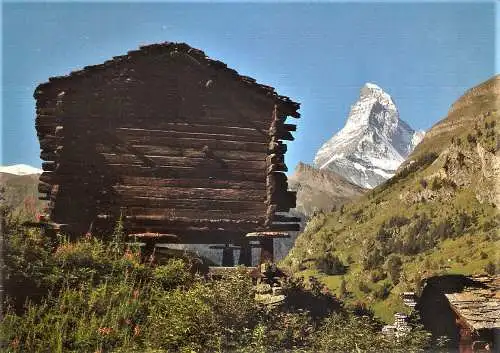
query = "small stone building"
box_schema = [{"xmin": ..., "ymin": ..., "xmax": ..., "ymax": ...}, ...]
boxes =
[
  {"xmin": 418, "ymin": 274, "xmax": 499, "ymax": 353},
  {"xmin": 34, "ymin": 42, "xmax": 300, "ymax": 263}
]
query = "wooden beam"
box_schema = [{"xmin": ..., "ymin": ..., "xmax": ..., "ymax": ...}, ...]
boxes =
[
  {"xmin": 119, "ymin": 217, "xmax": 263, "ymax": 232},
  {"xmin": 110, "ymin": 133, "xmax": 270, "ymax": 153},
  {"xmin": 246, "ymin": 231, "xmax": 290, "ymax": 238},
  {"xmin": 119, "ymin": 176, "xmax": 266, "ymax": 190},
  {"xmin": 112, "ymin": 185, "xmax": 266, "ymax": 202},
  {"xmin": 127, "ymin": 232, "xmax": 179, "ymax": 240},
  {"xmin": 97, "ymin": 145, "xmax": 268, "ymax": 161},
  {"xmin": 267, "ymin": 223, "xmax": 300, "ymax": 232},
  {"xmin": 40, "ymin": 174, "xmax": 266, "ymax": 191},
  {"xmin": 267, "ymin": 163, "xmax": 288, "ymax": 174},
  {"xmin": 91, "ymin": 196, "xmax": 268, "ymax": 212},
  {"xmin": 99, "ymin": 153, "xmax": 267, "ymax": 170},
  {"xmin": 114, "ymin": 127, "xmax": 269, "ymax": 144},
  {"xmin": 98, "ymin": 207, "xmax": 266, "ymax": 220},
  {"xmin": 116, "ymin": 121, "xmax": 269, "ymax": 138},
  {"xmin": 45, "ymin": 164, "xmax": 267, "ymax": 182},
  {"xmin": 272, "ymin": 215, "xmax": 302, "ymax": 223}
]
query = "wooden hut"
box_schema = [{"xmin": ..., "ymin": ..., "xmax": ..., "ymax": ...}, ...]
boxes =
[
  {"xmin": 417, "ymin": 274, "xmax": 500, "ymax": 353},
  {"xmin": 34, "ymin": 42, "xmax": 300, "ymax": 264}
]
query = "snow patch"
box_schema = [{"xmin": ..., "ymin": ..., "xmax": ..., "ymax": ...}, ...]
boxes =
[{"xmin": 0, "ymin": 164, "xmax": 42, "ymax": 175}]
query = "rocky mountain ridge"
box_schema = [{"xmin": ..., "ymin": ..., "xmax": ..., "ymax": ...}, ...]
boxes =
[{"xmin": 288, "ymin": 162, "xmax": 366, "ymax": 218}]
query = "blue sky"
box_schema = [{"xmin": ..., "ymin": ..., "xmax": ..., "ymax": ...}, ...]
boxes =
[{"xmin": 2, "ymin": 1, "xmax": 497, "ymax": 172}]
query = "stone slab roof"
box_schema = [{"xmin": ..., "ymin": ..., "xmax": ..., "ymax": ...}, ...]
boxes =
[{"xmin": 445, "ymin": 275, "xmax": 500, "ymax": 331}]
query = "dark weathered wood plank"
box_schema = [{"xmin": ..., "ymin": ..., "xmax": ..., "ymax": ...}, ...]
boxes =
[
  {"xmin": 39, "ymin": 173, "xmax": 266, "ymax": 191},
  {"xmin": 93, "ymin": 195, "xmax": 268, "ymax": 211},
  {"xmin": 116, "ymin": 145, "xmax": 268, "ymax": 161},
  {"xmin": 99, "ymin": 153, "xmax": 267, "ymax": 170},
  {"xmin": 120, "ymin": 177, "xmax": 265, "ymax": 190},
  {"xmin": 111, "ymin": 133, "xmax": 269, "ymax": 153},
  {"xmin": 100, "ymin": 207, "xmax": 267, "ymax": 220},
  {"xmin": 272, "ymin": 215, "xmax": 302, "ymax": 223},
  {"xmin": 112, "ymin": 185, "xmax": 266, "ymax": 202},
  {"xmin": 51, "ymin": 164, "xmax": 267, "ymax": 182},
  {"xmin": 114, "ymin": 127, "xmax": 269, "ymax": 144}
]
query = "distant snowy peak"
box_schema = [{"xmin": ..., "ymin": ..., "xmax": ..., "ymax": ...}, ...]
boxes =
[
  {"xmin": 314, "ymin": 83, "xmax": 425, "ymax": 189},
  {"xmin": 0, "ymin": 164, "xmax": 42, "ymax": 176}
]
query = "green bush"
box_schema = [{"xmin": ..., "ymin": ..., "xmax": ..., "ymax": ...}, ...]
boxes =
[
  {"xmin": 386, "ymin": 255, "xmax": 403, "ymax": 285},
  {"xmin": 361, "ymin": 243, "xmax": 384, "ymax": 270},
  {"xmin": 358, "ymin": 282, "xmax": 371, "ymax": 294},
  {"xmin": 152, "ymin": 259, "xmax": 192, "ymax": 290},
  {"xmin": 373, "ymin": 282, "xmax": 392, "ymax": 300},
  {"xmin": 0, "ymin": 212, "xmax": 434, "ymax": 353},
  {"xmin": 369, "ymin": 269, "xmax": 387, "ymax": 283},
  {"xmin": 484, "ymin": 261, "xmax": 497, "ymax": 276},
  {"xmin": 310, "ymin": 313, "xmax": 433, "ymax": 353},
  {"xmin": 315, "ymin": 252, "xmax": 347, "ymax": 275}
]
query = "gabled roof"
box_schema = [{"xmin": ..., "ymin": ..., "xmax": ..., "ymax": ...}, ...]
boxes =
[
  {"xmin": 445, "ymin": 275, "xmax": 500, "ymax": 331},
  {"xmin": 34, "ymin": 42, "xmax": 300, "ymax": 118}
]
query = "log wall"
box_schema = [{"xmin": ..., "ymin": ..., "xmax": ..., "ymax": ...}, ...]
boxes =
[{"xmin": 34, "ymin": 42, "xmax": 300, "ymax": 243}]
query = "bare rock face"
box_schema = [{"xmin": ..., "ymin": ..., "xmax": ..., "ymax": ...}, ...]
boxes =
[
  {"xmin": 314, "ymin": 83, "xmax": 424, "ymax": 189},
  {"xmin": 399, "ymin": 75, "xmax": 500, "ymax": 207},
  {"xmin": 288, "ymin": 162, "xmax": 366, "ymax": 217}
]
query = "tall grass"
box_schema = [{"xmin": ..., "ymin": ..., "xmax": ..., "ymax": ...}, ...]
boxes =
[{"xmin": 0, "ymin": 215, "xmax": 435, "ymax": 353}]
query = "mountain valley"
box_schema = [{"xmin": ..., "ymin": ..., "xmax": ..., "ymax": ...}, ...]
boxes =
[{"xmin": 283, "ymin": 75, "xmax": 499, "ymax": 322}]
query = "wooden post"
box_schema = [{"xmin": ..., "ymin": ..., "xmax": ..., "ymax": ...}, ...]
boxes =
[
  {"xmin": 221, "ymin": 246, "xmax": 235, "ymax": 267},
  {"xmin": 260, "ymin": 238, "xmax": 274, "ymax": 263},
  {"xmin": 144, "ymin": 241, "xmax": 155, "ymax": 263},
  {"xmin": 238, "ymin": 240, "xmax": 252, "ymax": 266}
]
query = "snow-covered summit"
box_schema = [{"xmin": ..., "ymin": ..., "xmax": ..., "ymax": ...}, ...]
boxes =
[
  {"xmin": 0, "ymin": 164, "xmax": 42, "ymax": 176},
  {"xmin": 314, "ymin": 83, "xmax": 425, "ymax": 189}
]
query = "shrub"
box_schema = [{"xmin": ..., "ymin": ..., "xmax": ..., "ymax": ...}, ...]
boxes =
[
  {"xmin": 358, "ymin": 282, "xmax": 371, "ymax": 294},
  {"xmin": 152, "ymin": 259, "xmax": 193, "ymax": 290},
  {"xmin": 373, "ymin": 282, "xmax": 392, "ymax": 300},
  {"xmin": 3, "ymin": 224, "xmax": 56, "ymax": 312},
  {"xmin": 431, "ymin": 219, "xmax": 453, "ymax": 240},
  {"xmin": 369, "ymin": 269, "xmax": 387, "ymax": 283},
  {"xmin": 315, "ymin": 252, "xmax": 347, "ymax": 275},
  {"xmin": 431, "ymin": 177, "xmax": 442, "ymax": 191},
  {"xmin": 362, "ymin": 245, "xmax": 384, "ymax": 270},
  {"xmin": 386, "ymin": 255, "xmax": 403, "ymax": 285},
  {"xmin": 338, "ymin": 278, "xmax": 348, "ymax": 299},
  {"xmin": 0, "ymin": 212, "xmax": 434, "ymax": 353},
  {"xmin": 351, "ymin": 209, "xmax": 364, "ymax": 222},
  {"xmin": 387, "ymin": 215, "xmax": 411, "ymax": 228},
  {"xmin": 454, "ymin": 211, "xmax": 472, "ymax": 235},
  {"xmin": 467, "ymin": 133, "xmax": 477, "ymax": 144},
  {"xmin": 484, "ymin": 261, "xmax": 497, "ymax": 276}
]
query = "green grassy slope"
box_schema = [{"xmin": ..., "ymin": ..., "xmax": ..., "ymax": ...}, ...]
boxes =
[
  {"xmin": 283, "ymin": 75, "xmax": 499, "ymax": 323},
  {"xmin": 0, "ymin": 173, "xmax": 44, "ymax": 218}
]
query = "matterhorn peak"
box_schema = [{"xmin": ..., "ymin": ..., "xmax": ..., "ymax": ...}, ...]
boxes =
[
  {"xmin": 360, "ymin": 82, "xmax": 384, "ymax": 95},
  {"xmin": 314, "ymin": 83, "xmax": 425, "ymax": 189}
]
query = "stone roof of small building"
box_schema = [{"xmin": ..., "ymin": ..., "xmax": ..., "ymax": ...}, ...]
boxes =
[
  {"xmin": 34, "ymin": 41, "xmax": 300, "ymax": 117},
  {"xmin": 444, "ymin": 275, "xmax": 500, "ymax": 331}
]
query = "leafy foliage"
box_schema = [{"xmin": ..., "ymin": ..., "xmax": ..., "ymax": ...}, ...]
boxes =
[
  {"xmin": 315, "ymin": 252, "xmax": 347, "ymax": 275},
  {"xmin": 0, "ymin": 215, "xmax": 433, "ymax": 353}
]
